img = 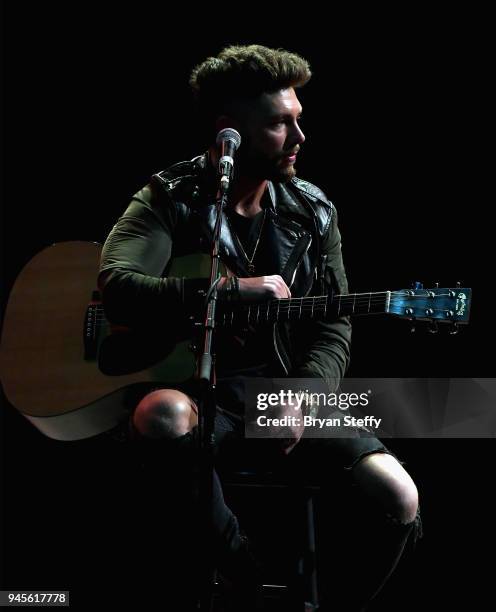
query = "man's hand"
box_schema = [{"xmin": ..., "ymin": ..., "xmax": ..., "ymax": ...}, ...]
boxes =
[
  {"xmin": 218, "ymin": 275, "xmax": 291, "ymax": 303},
  {"xmin": 238, "ymin": 275, "xmax": 291, "ymax": 302},
  {"xmin": 274, "ymin": 400, "xmax": 305, "ymax": 455},
  {"xmin": 264, "ymin": 396, "xmax": 305, "ymax": 456}
]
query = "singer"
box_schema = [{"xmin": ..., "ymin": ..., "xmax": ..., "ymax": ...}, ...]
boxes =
[{"xmin": 98, "ymin": 45, "xmax": 421, "ymax": 611}]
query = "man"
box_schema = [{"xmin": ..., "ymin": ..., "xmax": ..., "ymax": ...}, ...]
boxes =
[{"xmin": 98, "ymin": 45, "xmax": 421, "ymax": 611}]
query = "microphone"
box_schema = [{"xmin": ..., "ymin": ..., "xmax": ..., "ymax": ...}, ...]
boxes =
[{"xmin": 216, "ymin": 128, "xmax": 241, "ymax": 191}]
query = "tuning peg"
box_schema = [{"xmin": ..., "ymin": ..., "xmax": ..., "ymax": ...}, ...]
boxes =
[
  {"xmin": 456, "ymin": 281, "xmax": 462, "ymax": 288},
  {"xmin": 435, "ymin": 282, "xmax": 439, "ymax": 288},
  {"xmin": 413, "ymin": 281, "xmax": 423, "ymax": 290},
  {"xmin": 428, "ymin": 321, "xmax": 439, "ymax": 334},
  {"xmin": 449, "ymin": 322, "xmax": 459, "ymax": 335}
]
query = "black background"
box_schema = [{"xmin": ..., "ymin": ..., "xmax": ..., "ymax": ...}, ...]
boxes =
[{"xmin": 1, "ymin": 4, "xmax": 493, "ymax": 610}]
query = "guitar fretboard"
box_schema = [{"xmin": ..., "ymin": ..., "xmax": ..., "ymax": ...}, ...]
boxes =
[{"xmin": 218, "ymin": 291, "xmax": 390, "ymax": 326}]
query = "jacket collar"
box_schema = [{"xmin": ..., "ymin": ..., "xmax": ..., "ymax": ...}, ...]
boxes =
[{"xmin": 192, "ymin": 156, "xmax": 314, "ymax": 288}]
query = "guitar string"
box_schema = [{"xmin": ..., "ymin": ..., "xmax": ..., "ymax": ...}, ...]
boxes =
[
  {"xmin": 91, "ymin": 308, "xmax": 461, "ymax": 331},
  {"xmin": 90, "ymin": 292, "xmax": 461, "ymax": 319},
  {"xmin": 90, "ymin": 290, "xmax": 459, "ymax": 319},
  {"xmin": 91, "ymin": 295, "xmax": 461, "ymax": 323},
  {"xmin": 91, "ymin": 291, "xmax": 459, "ymax": 315}
]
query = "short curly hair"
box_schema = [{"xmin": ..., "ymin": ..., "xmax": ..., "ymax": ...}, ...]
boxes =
[{"xmin": 189, "ymin": 44, "xmax": 311, "ymax": 135}]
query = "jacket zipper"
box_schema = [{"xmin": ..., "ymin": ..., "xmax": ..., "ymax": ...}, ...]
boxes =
[
  {"xmin": 273, "ymin": 325, "xmax": 289, "ymax": 375},
  {"xmin": 289, "ymin": 235, "xmax": 312, "ymax": 289},
  {"xmin": 273, "ymin": 233, "xmax": 313, "ymax": 374}
]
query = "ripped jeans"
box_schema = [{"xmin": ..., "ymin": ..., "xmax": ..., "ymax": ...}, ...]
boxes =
[{"xmin": 129, "ymin": 385, "xmax": 422, "ymax": 612}]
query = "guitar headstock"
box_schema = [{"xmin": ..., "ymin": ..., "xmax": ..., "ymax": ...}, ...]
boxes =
[{"xmin": 388, "ymin": 286, "xmax": 472, "ymax": 328}]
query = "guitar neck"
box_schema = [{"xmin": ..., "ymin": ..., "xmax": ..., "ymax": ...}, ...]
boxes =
[{"xmin": 218, "ymin": 291, "xmax": 390, "ymax": 326}]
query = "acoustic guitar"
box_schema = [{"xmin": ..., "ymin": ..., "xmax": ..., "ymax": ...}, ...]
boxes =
[{"xmin": 0, "ymin": 241, "xmax": 471, "ymax": 441}]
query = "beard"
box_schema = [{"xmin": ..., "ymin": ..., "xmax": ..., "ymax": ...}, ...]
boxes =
[
  {"xmin": 272, "ymin": 162, "xmax": 297, "ymax": 183},
  {"xmin": 237, "ymin": 147, "xmax": 298, "ymax": 183}
]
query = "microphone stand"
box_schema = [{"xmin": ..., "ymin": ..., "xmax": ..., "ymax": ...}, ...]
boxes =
[{"xmin": 196, "ymin": 177, "xmax": 231, "ymax": 611}]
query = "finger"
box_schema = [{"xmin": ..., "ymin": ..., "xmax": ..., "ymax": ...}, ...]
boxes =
[
  {"xmin": 277, "ymin": 278, "xmax": 291, "ymax": 299},
  {"xmin": 267, "ymin": 278, "xmax": 283, "ymax": 298}
]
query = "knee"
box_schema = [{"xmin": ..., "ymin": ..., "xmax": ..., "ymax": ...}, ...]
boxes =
[
  {"xmin": 133, "ymin": 389, "xmax": 198, "ymax": 440},
  {"xmin": 390, "ymin": 478, "xmax": 419, "ymax": 525},
  {"xmin": 353, "ymin": 452, "xmax": 419, "ymax": 524}
]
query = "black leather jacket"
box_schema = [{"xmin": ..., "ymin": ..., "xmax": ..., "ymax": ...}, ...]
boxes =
[{"xmin": 98, "ymin": 154, "xmax": 351, "ymax": 386}]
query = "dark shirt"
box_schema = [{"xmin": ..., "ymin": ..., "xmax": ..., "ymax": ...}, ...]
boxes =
[{"xmin": 215, "ymin": 207, "xmax": 271, "ymax": 377}]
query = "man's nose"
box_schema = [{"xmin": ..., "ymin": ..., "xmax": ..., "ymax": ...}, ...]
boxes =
[{"xmin": 290, "ymin": 121, "xmax": 305, "ymax": 146}]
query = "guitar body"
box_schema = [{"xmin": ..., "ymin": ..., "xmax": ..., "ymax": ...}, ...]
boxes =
[{"xmin": 0, "ymin": 242, "xmax": 197, "ymax": 440}]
